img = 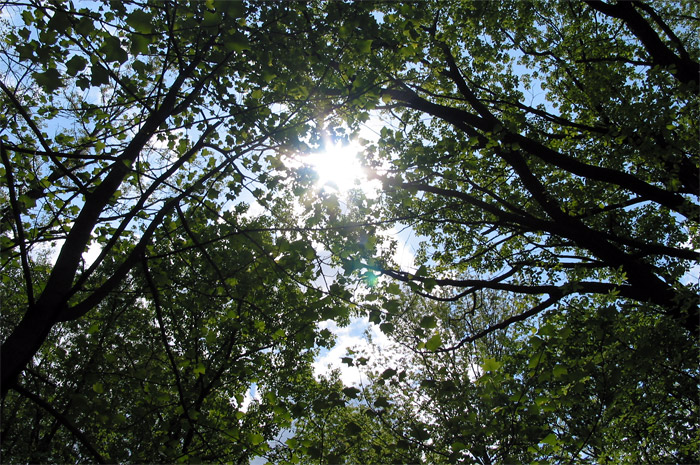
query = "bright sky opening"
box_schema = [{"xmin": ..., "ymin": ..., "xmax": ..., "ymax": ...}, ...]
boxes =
[{"xmin": 302, "ymin": 140, "xmax": 378, "ymax": 194}]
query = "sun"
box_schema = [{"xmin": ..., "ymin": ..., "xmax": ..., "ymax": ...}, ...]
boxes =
[{"xmin": 303, "ymin": 140, "xmax": 373, "ymax": 193}]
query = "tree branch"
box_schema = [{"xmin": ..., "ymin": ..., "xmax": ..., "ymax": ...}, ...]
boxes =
[
  {"xmin": 585, "ymin": 1, "xmax": 699, "ymax": 90},
  {"xmin": 11, "ymin": 384, "xmax": 107, "ymax": 464},
  {"xmin": 383, "ymin": 85, "xmax": 694, "ymax": 216},
  {"xmin": 434, "ymin": 294, "xmax": 563, "ymax": 353},
  {"xmin": 0, "ymin": 141, "xmax": 34, "ymax": 306}
]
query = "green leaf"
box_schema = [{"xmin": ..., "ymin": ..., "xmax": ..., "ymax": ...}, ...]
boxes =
[
  {"xmin": 527, "ymin": 355, "xmax": 540, "ymax": 369},
  {"xmin": 224, "ymin": 32, "xmax": 250, "ymax": 52},
  {"xmin": 307, "ymin": 446, "xmax": 322, "ymax": 459},
  {"xmin": 47, "ymin": 10, "xmax": 71, "ymax": 34},
  {"xmin": 75, "ymin": 16, "xmax": 94, "ymax": 36},
  {"xmin": 419, "ymin": 315, "xmax": 437, "ymax": 329},
  {"xmin": 193, "ymin": 363, "xmax": 206, "ymax": 376},
  {"xmin": 540, "ymin": 433, "xmax": 558, "ymax": 446},
  {"xmin": 126, "ymin": 10, "xmax": 153, "ymax": 34},
  {"xmin": 411, "ymin": 424, "xmax": 430, "ymax": 441},
  {"xmin": 130, "ymin": 34, "xmax": 150, "ymax": 56},
  {"xmin": 92, "ymin": 382, "xmax": 104, "ymax": 394},
  {"xmin": 386, "ymin": 283, "xmax": 401, "ymax": 295},
  {"xmin": 538, "ymin": 323, "xmax": 556, "ymax": 337},
  {"xmin": 218, "ymin": 0, "xmax": 246, "ymax": 18},
  {"xmin": 379, "ymin": 322, "xmax": 395, "ymax": 334},
  {"xmin": 357, "ymin": 39, "xmax": 373, "ymax": 54},
  {"xmin": 261, "ymin": 69, "xmax": 276, "ymax": 83},
  {"xmin": 249, "ymin": 433, "xmax": 265, "ymax": 446},
  {"xmin": 552, "ymin": 365, "xmax": 568, "ymax": 378},
  {"xmin": 414, "ymin": 265, "xmax": 428, "ymax": 277},
  {"xmin": 345, "ymin": 421, "xmax": 362, "ymax": 435},
  {"xmin": 482, "ymin": 358, "xmax": 502, "ymax": 373},
  {"xmin": 66, "ymin": 55, "xmax": 87, "ymax": 76},
  {"xmin": 203, "ymin": 11, "xmax": 221, "ymax": 28},
  {"xmin": 425, "ymin": 333, "xmax": 442, "ymax": 351},
  {"xmin": 373, "ymin": 396, "xmax": 390, "ymax": 408},
  {"xmin": 18, "ymin": 194, "xmax": 36, "ymax": 209},
  {"xmin": 91, "ymin": 63, "xmax": 110, "ymax": 86},
  {"xmin": 20, "ymin": 10, "xmax": 33, "ymax": 26},
  {"xmin": 381, "ymin": 299, "xmax": 400, "ymax": 313},
  {"xmin": 422, "ymin": 277, "xmax": 437, "ymax": 292},
  {"xmin": 32, "ymin": 68, "xmax": 63, "ymax": 92},
  {"xmin": 16, "ymin": 43, "xmax": 35, "ymax": 62},
  {"xmin": 100, "ymin": 36, "xmax": 128, "ymax": 64}
]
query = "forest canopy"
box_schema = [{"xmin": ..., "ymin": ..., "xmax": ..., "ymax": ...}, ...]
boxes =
[{"xmin": 1, "ymin": 0, "xmax": 698, "ymax": 463}]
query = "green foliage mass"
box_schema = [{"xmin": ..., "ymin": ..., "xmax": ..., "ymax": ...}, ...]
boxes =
[
  {"xmin": 1, "ymin": 0, "xmax": 697, "ymax": 463},
  {"xmin": 295, "ymin": 288, "xmax": 698, "ymax": 464}
]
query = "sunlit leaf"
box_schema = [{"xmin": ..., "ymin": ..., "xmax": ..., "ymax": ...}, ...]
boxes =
[{"xmin": 425, "ymin": 333, "xmax": 442, "ymax": 351}]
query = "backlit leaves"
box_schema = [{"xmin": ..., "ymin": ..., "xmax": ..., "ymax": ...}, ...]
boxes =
[{"xmin": 32, "ymin": 68, "xmax": 63, "ymax": 91}]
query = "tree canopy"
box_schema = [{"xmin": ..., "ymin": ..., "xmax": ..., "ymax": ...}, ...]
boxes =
[
  {"xmin": 1, "ymin": 0, "xmax": 698, "ymax": 463},
  {"xmin": 341, "ymin": 0, "xmax": 699, "ymax": 338}
]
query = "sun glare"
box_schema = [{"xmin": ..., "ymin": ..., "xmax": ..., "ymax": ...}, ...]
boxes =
[{"xmin": 303, "ymin": 141, "xmax": 372, "ymax": 193}]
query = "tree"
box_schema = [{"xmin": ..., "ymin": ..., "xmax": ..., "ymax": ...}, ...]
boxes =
[
  {"xmin": 0, "ymin": 0, "xmax": 360, "ymax": 460},
  {"xmin": 303, "ymin": 286, "xmax": 698, "ymax": 464},
  {"xmin": 2, "ymin": 0, "xmax": 698, "ymax": 462},
  {"xmin": 262, "ymin": 371, "xmax": 429, "ymax": 465},
  {"xmin": 328, "ymin": 0, "xmax": 699, "ymax": 343},
  {"xmin": 0, "ymin": 0, "xmax": 339, "ymax": 395},
  {"xmin": 1, "ymin": 211, "xmax": 351, "ymax": 462},
  {"xmin": 285, "ymin": 1, "xmax": 699, "ymax": 463}
]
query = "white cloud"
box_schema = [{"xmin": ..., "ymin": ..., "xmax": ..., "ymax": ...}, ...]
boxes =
[
  {"xmin": 385, "ymin": 224, "xmax": 418, "ymax": 273},
  {"xmin": 313, "ymin": 318, "xmax": 369, "ymax": 386},
  {"xmin": 238, "ymin": 383, "xmax": 259, "ymax": 412},
  {"xmin": 83, "ymin": 242, "xmax": 102, "ymax": 267},
  {"xmin": 313, "ymin": 315, "xmax": 402, "ymax": 387}
]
